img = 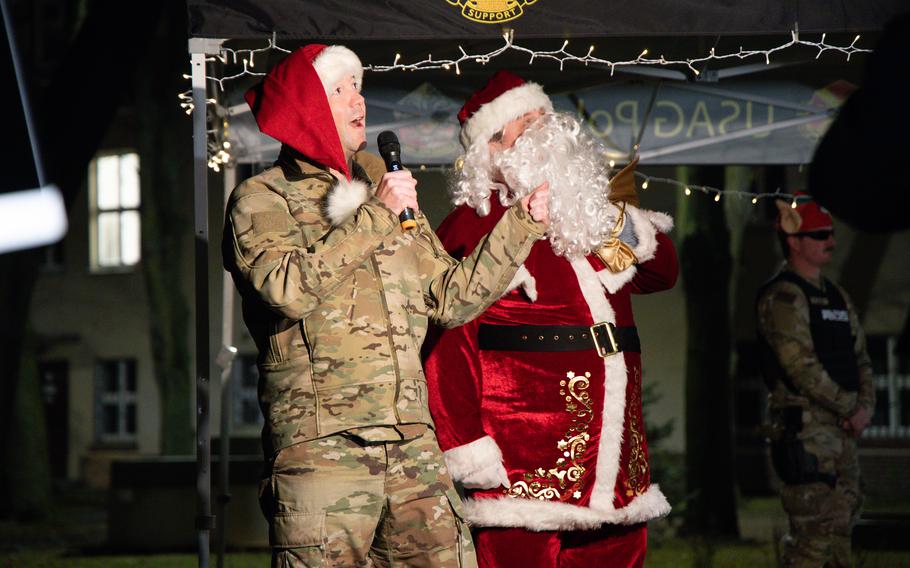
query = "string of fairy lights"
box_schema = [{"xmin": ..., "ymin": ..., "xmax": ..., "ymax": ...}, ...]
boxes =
[
  {"xmin": 632, "ymin": 171, "xmax": 798, "ymax": 205},
  {"xmin": 369, "ymin": 28, "xmax": 870, "ymax": 75},
  {"xmin": 183, "ymin": 29, "xmax": 869, "ymax": 203}
]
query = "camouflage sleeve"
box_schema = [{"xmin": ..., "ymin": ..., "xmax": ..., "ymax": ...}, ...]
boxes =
[
  {"xmin": 842, "ymin": 285, "xmax": 876, "ymax": 414},
  {"xmin": 225, "ymin": 189, "xmax": 397, "ymax": 321},
  {"xmin": 756, "ymin": 281, "xmax": 858, "ymax": 417},
  {"xmin": 416, "ymin": 205, "xmax": 545, "ymax": 329}
]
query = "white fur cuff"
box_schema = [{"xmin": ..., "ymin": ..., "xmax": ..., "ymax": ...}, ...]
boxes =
[
  {"xmin": 623, "ymin": 205, "xmax": 674, "ymax": 264},
  {"xmin": 443, "ymin": 435, "xmax": 505, "ymax": 482},
  {"xmin": 325, "ymin": 178, "xmax": 370, "ymax": 226},
  {"xmin": 504, "ymin": 264, "xmax": 538, "ymax": 301}
]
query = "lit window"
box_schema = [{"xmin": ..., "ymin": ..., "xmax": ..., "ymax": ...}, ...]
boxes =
[
  {"xmin": 89, "ymin": 152, "xmax": 140, "ymax": 270},
  {"xmin": 94, "ymin": 359, "xmax": 137, "ymax": 445}
]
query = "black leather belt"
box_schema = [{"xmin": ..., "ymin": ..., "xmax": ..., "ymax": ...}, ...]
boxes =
[{"xmin": 478, "ymin": 323, "xmax": 640, "ymax": 357}]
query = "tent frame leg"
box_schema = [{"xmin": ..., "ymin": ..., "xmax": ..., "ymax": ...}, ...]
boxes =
[{"xmin": 189, "ymin": 36, "xmax": 224, "ymax": 568}]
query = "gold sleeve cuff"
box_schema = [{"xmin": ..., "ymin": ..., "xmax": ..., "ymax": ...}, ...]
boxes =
[{"xmin": 595, "ymin": 202, "xmax": 638, "ymax": 273}]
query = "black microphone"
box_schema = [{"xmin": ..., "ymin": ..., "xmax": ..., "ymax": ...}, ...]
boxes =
[{"xmin": 377, "ymin": 131, "xmax": 417, "ymax": 231}]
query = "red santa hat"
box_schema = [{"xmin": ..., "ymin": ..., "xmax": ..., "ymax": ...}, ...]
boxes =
[
  {"xmin": 775, "ymin": 191, "xmax": 834, "ymax": 234},
  {"xmin": 457, "ymin": 70, "xmax": 553, "ymax": 150},
  {"xmin": 244, "ymin": 44, "xmax": 362, "ymax": 179}
]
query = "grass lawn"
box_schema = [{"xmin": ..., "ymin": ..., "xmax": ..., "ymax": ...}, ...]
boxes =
[
  {"xmin": 0, "ymin": 551, "xmax": 269, "ymax": 568},
  {"xmin": 645, "ymin": 537, "xmax": 910, "ymax": 568},
  {"xmin": 2, "ymin": 491, "xmax": 908, "ymax": 567}
]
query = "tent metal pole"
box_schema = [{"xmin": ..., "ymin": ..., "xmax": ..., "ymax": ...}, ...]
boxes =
[
  {"xmin": 215, "ymin": 164, "xmax": 238, "ymax": 568},
  {"xmin": 191, "ymin": 48, "xmax": 212, "ymax": 568},
  {"xmin": 189, "ymin": 36, "xmax": 224, "ymax": 568}
]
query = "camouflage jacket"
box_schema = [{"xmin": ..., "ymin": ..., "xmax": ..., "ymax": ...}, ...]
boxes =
[
  {"xmin": 756, "ymin": 265, "xmax": 875, "ymax": 429},
  {"xmin": 223, "ymin": 151, "xmax": 544, "ymax": 456}
]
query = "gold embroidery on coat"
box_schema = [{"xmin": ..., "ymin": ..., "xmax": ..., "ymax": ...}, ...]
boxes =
[
  {"xmin": 623, "ymin": 366, "xmax": 649, "ymax": 497},
  {"xmin": 507, "ymin": 371, "xmax": 593, "ymax": 502}
]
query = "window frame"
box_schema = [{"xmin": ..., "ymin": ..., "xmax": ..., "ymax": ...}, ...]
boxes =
[
  {"xmin": 88, "ymin": 150, "xmax": 142, "ymax": 273},
  {"xmin": 93, "ymin": 358, "xmax": 138, "ymax": 447}
]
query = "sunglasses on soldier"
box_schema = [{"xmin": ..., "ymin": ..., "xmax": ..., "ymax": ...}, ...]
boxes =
[{"xmin": 794, "ymin": 229, "xmax": 834, "ymax": 241}]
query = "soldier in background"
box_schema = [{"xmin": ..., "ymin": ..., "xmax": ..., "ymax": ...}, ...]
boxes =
[
  {"xmin": 756, "ymin": 193, "xmax": 875, "ymax": 568},
  {"xmin": 222, "ymin": 45, "xmax": 549, "ymax": 567}
]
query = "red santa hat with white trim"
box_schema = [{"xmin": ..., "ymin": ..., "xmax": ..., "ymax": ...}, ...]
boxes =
[
  {"xmin": 244, "ymin": 44, "xmax": 362, "ymax": 179},
  {"xmin": 457, "ymin": 70, "xmax": 553, "ymax": 150}
]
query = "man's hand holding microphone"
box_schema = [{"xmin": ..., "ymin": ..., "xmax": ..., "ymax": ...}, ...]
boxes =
[{"xmin": 375, "ymin": 130, "xmax": 550, "ymax": 230}]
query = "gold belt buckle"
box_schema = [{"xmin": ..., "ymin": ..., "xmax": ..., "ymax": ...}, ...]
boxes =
[{"xmin": 590, "ymin": 322, "xmax": 619, "ymax": 357}]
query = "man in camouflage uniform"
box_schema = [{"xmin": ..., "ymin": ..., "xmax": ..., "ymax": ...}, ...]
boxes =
[
  {"xmin": 222, "ymin": 45, "xmax": 550, "ymax": 567},
  {"xmin": 756, "ymin": 193, "xmax": 875, "ymax": 568}
]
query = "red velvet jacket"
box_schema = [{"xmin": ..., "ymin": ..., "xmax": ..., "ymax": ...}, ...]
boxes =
[{"xmin": 425, "ymin": 196, "xmax": 678, "ymax": 531}]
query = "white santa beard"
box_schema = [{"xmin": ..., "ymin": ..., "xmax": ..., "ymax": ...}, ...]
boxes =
[{"xmin": 489, "ymin": 113, "xmax": 616, "ymax": 258}]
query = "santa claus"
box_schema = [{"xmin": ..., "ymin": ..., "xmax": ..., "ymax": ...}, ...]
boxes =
[{"xmin": 424, "ymin": 71, "xmax": 679, "ymax": 568}]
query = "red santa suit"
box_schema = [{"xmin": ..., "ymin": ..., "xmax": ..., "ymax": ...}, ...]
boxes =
[{"xmin": 425, "ymin": 190, "xmax": 677, "ymax": 568}]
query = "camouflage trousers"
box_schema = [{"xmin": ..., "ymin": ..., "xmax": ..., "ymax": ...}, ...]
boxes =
[
  {"xmin": 260, "ymin": 426, "xmax": 477, "ymax": 567},
  {"xmin": 779, "ymin": 426, "xmax": 862, "ymax": 568}
]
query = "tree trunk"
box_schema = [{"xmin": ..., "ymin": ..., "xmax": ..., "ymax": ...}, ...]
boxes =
[
  {"xmin": 0, "ymin": 251, "xmax": 43, "ymax": 517},
  {"xmin": 5, "ymin": 331, "xmax": 51, "ymax": 520},
  {"xmin": 135, "ymin": 1, "xmax": 195, "ymax": 455},
  {"xmin": 678, "ymin": 165, "xmax": 740, "ymax": 537}
]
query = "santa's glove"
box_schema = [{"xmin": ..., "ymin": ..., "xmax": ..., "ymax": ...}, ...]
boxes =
[
  {"xmin": 618, "ymin": 209, "xmax": 637, "ymax": 247},
  {"xmin": 461, "ymin": 461, "xmax": 511, "ymax": 490}
]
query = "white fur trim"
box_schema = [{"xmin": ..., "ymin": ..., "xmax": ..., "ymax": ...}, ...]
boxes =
[
  {"xmin": 460, "ymin": 82, "xmax": 553, "ymax": 149},
  {"xmin": 569, "ymin": 258, "xmax": 628, "ymax": 513},
  {"xmin": 503, "ymin": 264, "xmax": 538, "ymax": 301},
  {"xmin": 597, "ymin": 265, "xmax": 637, "ymax": 294},
  {"xmin": 624, "ymin": 205, "xmax": 660, "ymax": 264},
  {"xmin": 462, "ymin": 484, "xmax": 670, "ymax": 531},
  {"xmin": 443, "ymin": 436, "xmax": 504, "ymax": 482},
  {"xmin": 643, "ymin": 210, "xmax": 674, "ymax": 233},
  {"xmin": 313, "ymin": 45, "xmax": 363, "ymax": 93},
  {"xmin": 325, "ymin": 177, "xmax": 370, "ymax": 226}
]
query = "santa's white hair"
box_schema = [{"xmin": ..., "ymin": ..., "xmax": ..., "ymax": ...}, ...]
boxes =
[{"xmin": 452, "ymin": 112, "xmax": 617, "ymax": 258}]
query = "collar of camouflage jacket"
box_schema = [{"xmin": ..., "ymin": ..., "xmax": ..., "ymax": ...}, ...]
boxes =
[{"xmin": 274, "ymin": 145, "xmax": 388, "ymax": 226}]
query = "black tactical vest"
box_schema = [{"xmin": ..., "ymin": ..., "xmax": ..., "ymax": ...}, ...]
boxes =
[{"xmin": 757, "ymin": 270, "xmax": 860, "ymax": 393}]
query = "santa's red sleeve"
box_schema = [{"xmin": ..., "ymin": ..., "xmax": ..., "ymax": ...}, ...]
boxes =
[{"xmin": 631, "ymin": 232, "xmax": 678, "ymax": 294}]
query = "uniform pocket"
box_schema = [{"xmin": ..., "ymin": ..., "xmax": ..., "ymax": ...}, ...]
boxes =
[
  {"xmin": 443, "ymin": 490, "xmax": 475, "ymax": 568},
  {"xmin": 271, "ymin": 511, "xmax": 326, "ymax": 549}
]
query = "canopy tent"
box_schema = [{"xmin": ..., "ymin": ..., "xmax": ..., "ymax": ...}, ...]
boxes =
[
  {"xmin": 226, "ymin": 77, "xmax": 856, "ymax": 167},
  {"xmin": 184, "ymin": 3, "xmax": 909, "ymax": 566},
  {"xmin": 187, "ymin": 0, "xmax": 905, "ymax": 39}
]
